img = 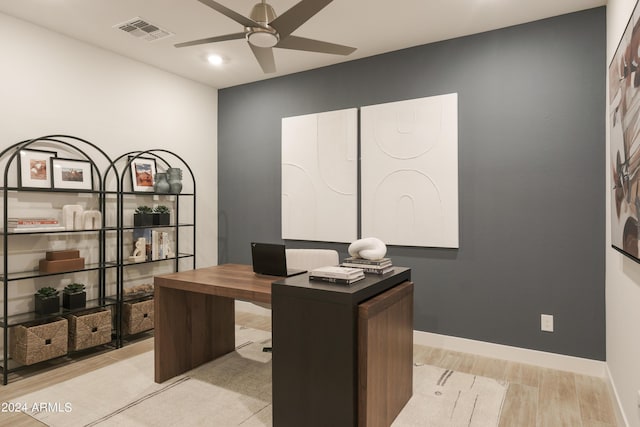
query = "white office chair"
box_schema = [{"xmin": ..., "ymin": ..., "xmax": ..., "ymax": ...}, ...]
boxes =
[
  {"xmin": 259, "ymin": 248, "xmax": 339, "ymax": 352},
  {"xmin": 285, "ymin": 248, "xmax": 339, "ymax": 272}
]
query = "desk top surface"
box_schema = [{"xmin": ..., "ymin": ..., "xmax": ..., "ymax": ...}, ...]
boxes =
[
  {"xmin": 273, "ymin": 266, "xmax": 411, "ymax": 305},
  {"xmin": 154, "ymin": 263, "xmax": 411, "ymax": 306},
  {"xmin": 153, "ymin": 263, "xmax": 276, "ymax": 304}
]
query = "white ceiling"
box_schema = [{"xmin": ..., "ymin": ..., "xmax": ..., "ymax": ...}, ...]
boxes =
[{"xmin": 0, "ymin": 0, "xmax": 606, "ymax": 89}]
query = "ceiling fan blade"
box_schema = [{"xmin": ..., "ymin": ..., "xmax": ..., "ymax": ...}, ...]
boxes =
[
  {"xmin": 175, "ymin": 32, "xmax": 245, "ymax": 48},
  {"xmin": 277, "ymin": 36, "xmax": 356, "ymax": 55},
  {"xmin": 249, "ymin": 44, "xmax": 276, "ymax": 73},
  {"xmin": 197, "ymin": 0, "xmax": 259, "ymax": 28},
  {"xmin": 270, "ymin": 0, "xmax": 333, "ymax": 39}
]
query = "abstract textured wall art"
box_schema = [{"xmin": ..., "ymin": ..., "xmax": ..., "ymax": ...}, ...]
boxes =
[
  {"xmin": 360, "ymin": 94, "xmax": 459, "ymax": 248},
  {"xmin": 610, "ymin": 1, "xmax": 640, "ymax": 262},
  {"xmin": 281, "ymin": 108, "xmax": 358, "ymax": 242}
]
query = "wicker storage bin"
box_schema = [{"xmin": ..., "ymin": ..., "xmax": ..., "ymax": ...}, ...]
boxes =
[
  {"xmin": 9, "ymin": 317, "xmax": 68, "ymax": 365},
  {"xmin": 123, "ymin": 298, "xmax": 154, "ymax": 335},
  {"xmin": 67, "ymin": 308, "xmax": 112, "ymax": 351}
]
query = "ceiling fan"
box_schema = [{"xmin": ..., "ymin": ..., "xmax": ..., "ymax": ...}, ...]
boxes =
[{"xmin": 175, "ymin": 0, "xmax": 356, "ymax": 73}]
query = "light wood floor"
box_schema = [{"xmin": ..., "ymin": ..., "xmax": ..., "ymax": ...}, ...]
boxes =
[{"xmin": 0, "ymin": 311, "xmax": 620, "ymax": 427}]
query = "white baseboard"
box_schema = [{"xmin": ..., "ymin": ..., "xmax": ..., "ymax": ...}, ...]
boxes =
[
  {"xmin": 236, "ymin": 304, "xmax": 607, "ymax": 377},
  {"xmin": 605, "ymin": 364, "xmax": 631, "ymax": 427},
  {"xmin": 237, "ymin": 304, "xmax": 626, "ymax": 423},
  {"xmin": 413, "ymin": 330, "xmax": 607, "ymax": 378}
]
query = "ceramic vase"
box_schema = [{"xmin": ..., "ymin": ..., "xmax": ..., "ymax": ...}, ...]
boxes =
[
  {"xmin": 154, "ymin": 172, "xmax": 170, "ymax": 193},
  {"xmin": 167, "ymin": 167, "xmax": 183, "ymax": 194}
]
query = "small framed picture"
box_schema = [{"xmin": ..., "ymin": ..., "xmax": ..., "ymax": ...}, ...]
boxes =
[
  {"xmin": 17, "ymin": 148, "xmax": 57, "ymax": 189},
  {"xmin": 51, "ymin": 158, "xmax": 93, "ymax": 190},
  {"xmin": 129, "ymin": 156, "xmax": 157, "ymax": 192}
]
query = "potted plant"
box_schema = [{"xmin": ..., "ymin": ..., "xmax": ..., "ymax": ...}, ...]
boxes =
[
  {"xmin": 134, "ymin": 205, "xmax": 154, "ymax": 226},
  {"xmin": 62, "ymin": 283, "xmax": 86, "ymax": 310},
  {"xmin": 34, "ymin": 286, "xmax": 60, "ymax": 315},
  {"xmin": 153, "ymin": 205, "xmax": 171, "ymax": 225}
]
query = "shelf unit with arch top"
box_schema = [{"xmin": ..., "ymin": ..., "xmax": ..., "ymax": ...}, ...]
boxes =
[
  {"xmin": 0, "ymin": 134, "xmax": 120, "ymax": 385},
  {"xmin": 108, "ymin": 149, "xmax": 196, "ymax": 347},
  {"xmin": 0, "ymin": 137, "xmax": 197, "ymax": 384}
]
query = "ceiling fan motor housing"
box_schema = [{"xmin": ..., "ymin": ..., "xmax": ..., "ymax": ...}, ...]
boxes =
[
  {"xmin": 247, "ymin": 2, "xmax": 279, "ymax": 48},
  {"xmin": 250, "ymin": 2, "xmax": 277, "ymax": 25}
]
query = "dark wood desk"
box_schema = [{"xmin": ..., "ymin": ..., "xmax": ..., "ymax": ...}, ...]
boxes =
[
  {"xmin": 154, "ymin": 263, "xmax": 413, "ymax": 426},
  {"xmin": 271, "ymin": 267, "xmax": 412, "ymax": 427}
]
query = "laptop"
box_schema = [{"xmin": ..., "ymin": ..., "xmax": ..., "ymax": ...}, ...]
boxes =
[{"xmin": 251, "ymin": 242, "xmax": 306, "ymax": 277}]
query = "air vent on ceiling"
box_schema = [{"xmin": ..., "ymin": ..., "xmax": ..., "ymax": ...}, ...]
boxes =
[{"xmin": 114, "ymin": 17, "xmax": 173, "ymax": 42}]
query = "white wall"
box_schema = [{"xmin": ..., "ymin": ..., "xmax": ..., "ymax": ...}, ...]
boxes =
[
  {"xmin": 0, "ymin": 12, "xmax": 218, "ymax": 270},
  {"xmin": 607, "ymin": 1, "xmax": 640, "ymax": 426}
]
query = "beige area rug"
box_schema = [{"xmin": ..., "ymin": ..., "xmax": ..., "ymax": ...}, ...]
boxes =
[
  {"xmin": 13, "ymin": 328, "xmax": 507, "ymax": 427},
  {"xmin": 392, "ymin": 363, "xmax": 507, "ymax": 427}
]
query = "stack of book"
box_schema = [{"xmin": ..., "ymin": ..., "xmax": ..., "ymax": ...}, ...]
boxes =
[
  {"xmin": 7, "ymin": 217, "xmax": 65, "ymax": 233},
  {"xmin": 340, "ymin": 257, "xmax": 394, "ymax": 275},
  {"xmin": 133, "ymin": 228, "xmax": 172, "ymax": 261},
  {"xmin": 309, "ymin": 266, "xmax": 365, "ymax": 285}
]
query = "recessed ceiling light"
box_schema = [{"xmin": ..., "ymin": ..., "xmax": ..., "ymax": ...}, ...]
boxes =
[{"xmin": 207, "ymin": 54, "xmax": 224, "ymax": 66}]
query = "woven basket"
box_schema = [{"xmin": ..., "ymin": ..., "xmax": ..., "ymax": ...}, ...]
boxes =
[
  {"xmin": 9, "ymin": 317, "xmax": 68, "ymax": 365},
  {"xmin": 123, "ymin": 298, "xmax": 154, "ymax": 335},
  {"xmin": 67, "ymin": 308, "xmax": 112, "ymax": 351}
]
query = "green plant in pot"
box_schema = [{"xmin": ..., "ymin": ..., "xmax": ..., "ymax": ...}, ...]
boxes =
[
  {"xmin": 134, "ymin": 205, "xmax": 154, "ymax": 226},
  {"xmin": 153, "ymin": 205, "xmax": 170, "ymax": 226},
  {"xmin": 34, "ymin": 286, "xmax": 60, "ymax": 315},
  {"xmin": 63, "ymin": 283, "xmax": 86, "ymax": 310}
]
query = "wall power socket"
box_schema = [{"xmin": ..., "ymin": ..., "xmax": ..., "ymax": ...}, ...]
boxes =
[{"xmin": 541, "ymin": 314, "xmax": 554, "ymax": 332}]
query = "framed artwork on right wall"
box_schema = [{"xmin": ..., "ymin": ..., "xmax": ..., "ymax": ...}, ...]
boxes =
[{"xmin": 610, "ymin": 0, "xmax": 640, "ymax": 262}]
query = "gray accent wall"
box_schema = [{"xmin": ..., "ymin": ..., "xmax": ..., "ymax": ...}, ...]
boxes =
[{"xmin": 219, "ymin": 7, "xmax": 606, "ymax": 360}]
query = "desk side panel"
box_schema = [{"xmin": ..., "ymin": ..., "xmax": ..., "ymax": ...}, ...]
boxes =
[
  {"xmin": 272, "ymin": 290, "xmax": 357, "ymax": 427},
  {"xmin": 155, "ymin": 286, "xmax": 235, "ymax": 383},
  {"xmin": 358, "ymin": 281, "xmax": 414, "ymax": 427}
]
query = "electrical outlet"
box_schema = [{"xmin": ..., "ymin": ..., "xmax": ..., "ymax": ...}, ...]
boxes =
[{"xmin": 541, "ymin": 314, "xmax": 554, "ymax": 332}]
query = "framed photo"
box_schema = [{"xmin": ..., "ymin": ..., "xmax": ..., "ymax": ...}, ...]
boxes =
[
  {"xmin": 17, "ymin": 148, "xmax": 57, "ymax": 189},
  {"xmin": 129, "ymin": 156, "xmax": 156, "ymax": 192},
  {"xmin": 51, "ymin": 158, "xmax": 93, "ymax": 190}
]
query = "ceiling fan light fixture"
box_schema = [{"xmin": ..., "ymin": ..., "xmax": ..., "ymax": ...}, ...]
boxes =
[{"xmin": 247, "ymin": 27, "xmax": 279, "ymax": 48}]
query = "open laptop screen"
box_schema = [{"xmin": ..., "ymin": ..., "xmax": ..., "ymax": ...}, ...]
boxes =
[{"xmin": 250, "ymin": 242, "xmax": 306, "ymax": 277}]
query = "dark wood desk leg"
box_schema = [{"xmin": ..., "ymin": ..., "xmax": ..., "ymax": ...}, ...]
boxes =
[
  {"xmin": 358, "ymin": 281, "xmax": 414, "ymax": 427},
  {"xmin": 155, "ymin": 286, "xmax": 235, "ymax": 383}
]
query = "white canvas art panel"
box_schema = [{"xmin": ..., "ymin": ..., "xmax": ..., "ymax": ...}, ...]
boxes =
[
  {"xmin": 361, "ymin": 93, "xmax": 459, "ymax": 248},
  {"xmin": 282, "ymin": 108, "xmax": 358, "ymax": 242}
]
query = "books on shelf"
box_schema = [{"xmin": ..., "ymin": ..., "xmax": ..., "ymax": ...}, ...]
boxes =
[
  {"xmin": 133, "ymin": 228, "xmax": 152, "ymax": 261},
  {"xmin": 151, "ymin": 230, "xmax": 170, "ymax": 261},
  {"xmin": 8, "ymin": 217, "xmax": 59, "ymax": 225},
  {"xmin": 340, "ymin": 257, "xmax": 394, "ymax": 275},
  {"xmin": 133, "ymin": 228, "xmax": 171, "ymax": 261},
  {"xmin": 6, "ymin": 217, "xmax": 65, "ymax": 232},
  {"xmin": 309, "ymin": 266, "xmax": 365, "ymax": 285}
]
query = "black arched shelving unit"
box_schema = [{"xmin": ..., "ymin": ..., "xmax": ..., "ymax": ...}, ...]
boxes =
[
  {"xmin": 107, "ymin": 149, "xmax": 196, "ymax": 347},
  {"xmin": 0, "ymin": 136, "xmax": 197, "ymax": 384},
  {"xmin": 0, "ymin": 135, "xmax": 119, "ymax": 385}
]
